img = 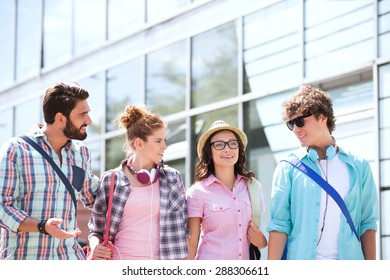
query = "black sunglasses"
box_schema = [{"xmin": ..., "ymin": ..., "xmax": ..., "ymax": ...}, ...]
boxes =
[{"xmin": 286, "ymin": 113, "xmax": 313, "ymax": 131}]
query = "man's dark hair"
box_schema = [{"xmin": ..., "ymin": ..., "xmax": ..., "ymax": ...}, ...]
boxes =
[{"xmin": 43, "ymin": 82, "xmax": 89, "ymax": 124}]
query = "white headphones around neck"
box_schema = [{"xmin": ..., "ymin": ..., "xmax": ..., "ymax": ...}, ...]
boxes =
[{"xmin": 307, "ymin": 145, "xmax": 337, "ymax": 162}]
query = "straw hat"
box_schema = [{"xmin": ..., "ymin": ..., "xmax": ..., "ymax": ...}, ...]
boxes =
[{"xmin": 197, "ymin": 120, "xmax": 248, "ymax": 158}]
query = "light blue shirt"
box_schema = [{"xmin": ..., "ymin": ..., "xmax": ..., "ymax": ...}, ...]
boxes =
[{"xmin": 267, "ymin": 147, "xmax": 379, "ymax": 260}]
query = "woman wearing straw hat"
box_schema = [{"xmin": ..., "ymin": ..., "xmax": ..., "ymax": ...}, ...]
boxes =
[{"xmin": 186, "ymin": 120, "xmax": 267, "ymax": 260}]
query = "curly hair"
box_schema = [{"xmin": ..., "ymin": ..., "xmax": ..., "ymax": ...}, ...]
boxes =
[
  {"xmin": 115, "ymin": 104, "xmax": 166, "ymax": 152},
  {"xmin": 194, "ymin": 130, "xmax": 255, "ymax": 182},
  {"xmin": 282, "ymin": 84, "xmax": 336, "ymax": 133}
]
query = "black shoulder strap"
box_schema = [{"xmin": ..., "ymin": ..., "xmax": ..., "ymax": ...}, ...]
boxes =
[{"xmin": 20, "ymin": 135, "xmax": 78, "ymax": 211}]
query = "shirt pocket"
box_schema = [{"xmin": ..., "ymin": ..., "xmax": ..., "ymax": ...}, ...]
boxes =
[{"xmin": 206, "ymin": 203, "xmax": 232, "ymax": 227}]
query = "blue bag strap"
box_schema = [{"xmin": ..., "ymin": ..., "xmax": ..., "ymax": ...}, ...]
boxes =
[
  {"xmin": 20, "ymin": 135, "xmax": 78, "ymax": 211},
  {"xmin": 281, "ymin": 158, "xmax": 359, "ymax": 241}
]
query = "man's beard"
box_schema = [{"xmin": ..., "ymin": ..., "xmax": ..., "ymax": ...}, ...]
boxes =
[{"xmin": 64, "ymin": 119, "xmax": 87, "ymax": 140}]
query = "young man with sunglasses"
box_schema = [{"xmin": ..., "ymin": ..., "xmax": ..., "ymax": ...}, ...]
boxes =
[{"xmin": 267, "ymin": 84, "xmax": 379, "ymax": 260}]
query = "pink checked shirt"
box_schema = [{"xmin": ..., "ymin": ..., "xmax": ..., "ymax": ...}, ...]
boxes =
[{"xmin": 186, "ymin": 174, "xmax": 255, "ymax": 260}]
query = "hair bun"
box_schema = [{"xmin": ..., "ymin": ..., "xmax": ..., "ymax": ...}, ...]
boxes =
[{"xmin": 119, "ymin": 104, "xmax": 147, "ymax": 129}]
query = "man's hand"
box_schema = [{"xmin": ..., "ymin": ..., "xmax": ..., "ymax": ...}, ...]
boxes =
[{"xmin": 45, "ymin": 218, "xmax": 81, "ymax": 239}]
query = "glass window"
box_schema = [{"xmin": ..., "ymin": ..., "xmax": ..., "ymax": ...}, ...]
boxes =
[
  {"xmin": 326, "ymin": 81, "xmax": 374, "ymax": 160},
  {"xmin": 74, "ymin": 0, "xmax": 106, "ymax": 56},
  {"xmin": 147, "ymin": 0, "xmax": 191, "ymax": 22},
  {"xmin": 245, "ymin": 90, "xmax": 296, "ymax": 163},
  {"xmin": 243, "ymin": 0, "xmax": 300, "ymax": 94},
  {"xmin": 78, "ymin": 74, "xmax": 105, "ymax": 138},
  {"xmin": 304, "ymin": 0, "xmax": 374, "ymax": 78},
  {"xmin": 246, "ymin": 81, "xmax": 374, "ymax": 159},
  {"xmin": 14, "ymin": 98, "xmax": 41, "ymax": 136},
  {"xmin": 191, "ymin": 22, "xmax": 238, "ymax": 107},
  {"xmin": 379, "ymin": 63, "xmax": 390, "ymax": 98},
  {"xmin": 165, "ymin": 119, "xmax": 187, "ymax": 161},
  {"xmin": 105, "ymin": 135, "xmax": 126, "ymax": 171},
  {"xmin": 327, "ymin": 81, "xmax": 373, "ymax": 114},
  {"xmin": 146, "ymin": 41, "xmax": 186, "ymax": 116},
  {"xmin": 0, "ymin": 1, "xmax": 15, "ymax": 88},
  {"xmin": 381, "ymin": 128, "xmax": 390, "ymax": 159},
  {"xmin": 16, "ymin": 0, "xmax": 42, "ymax": 81},
  {"xmin": 381, "ymin": 190, "xmax": 390, "ymax": 236},
  {"xmin": 381, "ymin": 160, "xmax": 390, "ymax": 187},
  {"xmin": 379, "ymin": 0, "xmax": 390, "ymax": 58},
  {"xmin": 88, "ymin": 140, "xmax": 102, "ymax": 177},
  {"xmin": 382, "ymin": 236, "xmax": 390, "ymax": 260},
  {"xmin": 106, "ymin": 59, "xmax": 143, "ymax": 132},
  {"xmin": 244, "ymin": 98, "xmax": 287, "ymax": 258},
  {"xmin": 0, "ymin": 108, "xmax": 14, "ymax": 145},
  {"xmin": 43, "ymin": 0, "xmax": 72, "ymax": 69},
  {"xmin": 108, "ymin": 0, "xmax": 145, "ymax": 40},
  {"xmin": 380, "ymin": 98, "xmax": 390, "ymax": 129},
  {"xmin": 190, "ymin": 105, "xmax": 238, "ymax": 174}
]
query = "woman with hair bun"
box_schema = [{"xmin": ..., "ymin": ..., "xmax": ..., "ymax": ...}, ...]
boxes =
[{"xmin": 87, "ymin": 104, "xmax": 188, "ymax": 260}]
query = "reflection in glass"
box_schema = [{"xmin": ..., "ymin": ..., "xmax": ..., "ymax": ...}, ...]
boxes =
[
  {"xmin": 43, "ymin": 0, "xmax": 72, "ymax": 69},
  {"xmin": 327, "ymin": 81, "xmax": 373, "ymax": 115},
  {"xmin": 106, "ymin": 59, "xmax": 143, "ymax": 132},
  {"xmin": 243, "ymin": 0, "xmax": 300, "ymax": 94},
  {"xmin": 78, "ymin": 74, "xmax": 105, "ymax": 138},
  {"xmin": 108, "ymin": 0, "xmax": 145, "ymax": 40},
  {"xmin": 165, "ymin": 119, "xmax": 187, "ymax": 162},
  {"xmin": 244, "ymin": 99, "xmax": 281, "ymax": 258},
  {"xmin": 16, "ymin": 0, "xmax": 42, "ymax": 81},
  {"xmin": 0, "ymin": 108, "xmax": 14, "ymax": 146},
  {"xmin": 88, "ymin": 140, "xmax": 102, "ymax": 177},
  {"xmin": 0, "ymin": 1, "xmax": 15, "ymax": 88},
  {"xmin": 191, "ymin": 22, "xmax": 238, "ymax": 107},
  {"xmin": 15, "ymin": 98, "xmax": 41, "ymax": 136},
  {"xmin": 146, "ymin": 41, "xmax": 186, "ymax": 116},
  {"xmin": 190, "ymin": 105, "xmax": 238, "ymax": 174},
  {"xmin": 304, "ymin": 0, "xmax": 374, "ymax": 77},
  {"xmin": 147, "ymin": 0, "xmax": 190, "ymax": 22},
  {"xmin": 105, "ymin": 134, "xmax": 126, "ymax": 171},
  {"xmin": 74, "ymin": 0, "xmax": 105, "ymax": 56}
]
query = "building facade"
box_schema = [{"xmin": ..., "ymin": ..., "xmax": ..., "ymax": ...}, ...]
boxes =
[{"xmin": 0, "ymin": 0, "xmax": 389, "ymax": 259}]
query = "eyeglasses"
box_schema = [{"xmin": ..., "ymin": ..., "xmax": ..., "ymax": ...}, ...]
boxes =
[
  {"xmin": 210, "ymin": 140, "xmax": 239, "ymax": 150},
  {"xmin": 286, "ymin": 113, "xmax": 312, "ymax": 131}
]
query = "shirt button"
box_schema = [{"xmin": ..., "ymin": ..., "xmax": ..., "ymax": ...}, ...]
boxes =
[
  {"xmin": 238, "ymin": 209, "xmax": 240, "ymax": 212},
  {"xmin": 239, "ymin": 224, "xmax": 242, "ymax": 227},
  {"xmin": 234, "ymin": 197, "xmax": 236, "ymax": 200}
]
